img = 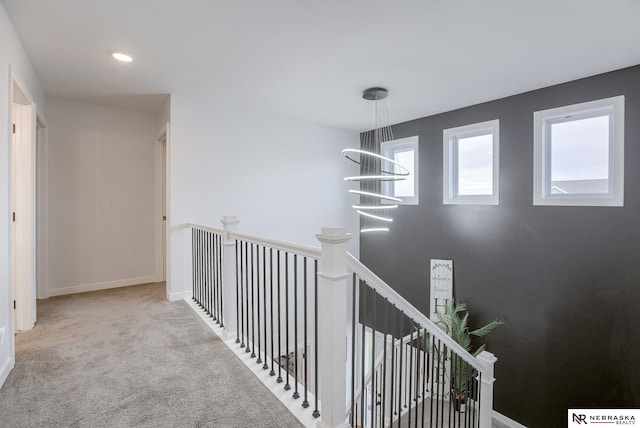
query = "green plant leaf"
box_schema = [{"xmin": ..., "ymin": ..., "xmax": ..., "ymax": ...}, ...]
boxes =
[{"xmin": 469, "ymin": 319, "xmax": 504, "ymax": 337}]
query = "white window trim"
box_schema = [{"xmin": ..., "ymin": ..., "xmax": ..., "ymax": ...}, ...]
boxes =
[
  {"xmin": 380, "ymin": 136, "xmax": 419, "ymax": 205},
  {"xmin": 443, "ymin": 119, "xmax": 500, "ymax": 205},
  {"xmin": 533, "ymin": 95, "xmax": 624, "ymax": 207}
]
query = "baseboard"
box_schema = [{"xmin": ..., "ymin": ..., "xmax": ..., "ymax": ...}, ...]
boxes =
[
  {"xmin": 47, "ymin": 276, "xmax": 157, "ymax": 297},
  {"xmin": 493, "ymin": 410, "xmax": 527, "ymax": 428},
  {"xmin": 168, "ymin": 290, "xmax": 192, "ymax": 301},
  {"xmin": 0, "ymin": 356, "xmax": 14, "ymax": 389}
]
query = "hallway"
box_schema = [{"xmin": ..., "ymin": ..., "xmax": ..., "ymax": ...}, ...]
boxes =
[{"xmin": 0, "ymin": 283, "xmax": 302, "ymax": 427}]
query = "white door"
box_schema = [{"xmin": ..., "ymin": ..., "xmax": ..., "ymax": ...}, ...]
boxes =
[{"xmin": 11, "ymin": 78, "xmax": 37, "ymax": 332}]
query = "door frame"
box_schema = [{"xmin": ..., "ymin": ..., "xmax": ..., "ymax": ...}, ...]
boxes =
[
  {"xmin": 9, "ymin": 68, "xmax": 37, "ymax": 333},
  {"xmin": 36, "ymin": 114, "xmax": 49, "ymax": 299},
  {"xmin": 155, "ymin": 122, "xmax": 170, "ymax": 297}
]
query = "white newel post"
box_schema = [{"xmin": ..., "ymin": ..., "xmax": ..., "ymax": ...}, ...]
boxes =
[
  {"xmin": 316, "ymin": 226, "xmax": 351, "ymax": 428},
  {"xmin": 221, "ymin": 216, "xmax": 240, "ymax": 341},
  {"xmin": 477, "ymin": 351, "xmax": 497, "ymax": 428}
]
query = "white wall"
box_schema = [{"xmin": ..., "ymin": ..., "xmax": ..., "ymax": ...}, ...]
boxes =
[
  {"xmin": 0, "ymin": 3, "xmax": 46, "ymax": 387},
  {"xmin": 168, "ymin": 94, "xmax": 360, "ymax": 300},
  {"xmin": 158, "ymin": 95, "xmax": 171, "ymax": 128},
  {"xmin": 46, "ymin": 98, "xmax": 158, "ymax": 296}
]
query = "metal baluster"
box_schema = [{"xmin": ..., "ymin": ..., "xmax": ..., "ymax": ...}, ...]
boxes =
[
  {"xmin": 191, "ymin": 229, "xmax": 196, "ymax": 303},
  {"xmin": 284, "ymin": 252, "xmax": 291, "ymax": 391},
  {"xmin": 293, "ymin": 254, "xmax": 300, "ymax": 400},
  {"xmin": 206, "ymin": 231, "xmax": 210, "ymax": 315},
  {"xmin": 245, "ymin": 241, "xmax": 251, "ymax": 354},
  {"xmin": 302, "ymin": 257, "xmax": 309, "ymax": 408},
  {"xmin": 414, "ymin": 324, "xmax": 420, "ymax": 428},
  {"xmin": 390, "ymin": 304, "xmax": 396, "ymax": 419},
  {"xmin": 195, "ymin": 229, "xmax": 200, "ymax": 306},
  {"xmin": 256, "ymin": 245, "xmax": 263, "ymax": 364},
  {"xmin": 262, "ymin": 246, "xmax": 268, "ymax": 370},
  {"xmin": 213, "ymin": 233, "xmax": 217, "ymax": 320},
  {"xmin": 313, "ymin": 259, "xmax": 320, "ymax": 418},
  {"xmin": 435, "ymin": 340, "xmax": 441, "ymax": 428},
  {"xmin": 350, "ymin": 274, "xmax": 357, "ymax": 427},
  {"xmin": 198, "ymin": 230, "xmax": 203, "ymax": 308},
  {"xmin": 235, "ymin": 239, "xmax": 240, "ymax": 343},
  {"xmin": 449, "ymin": 350, "xmax": 455, "ymax": 428},
  {"xmin": 439, "ymin": 343, "xmax": 446, "ymax": 427},
  {"xmin": 408, "ymin": 319, "xmax": 414, "ymax": 428},
  {"xmin": 398, "ymin": 312, "xmax": 404, "ymax": 427},
  {"xmin": 253, "ymin": 243, "xmax": 259, "ymax": 360},
  {"xmin": 466, "ymin": 367, "xmax": 473, "ymax": 428},
  {"xmin": 200, "ymin": 231, "xmax": 205, "ymax": 311},
  {"xmin": 239, "ymin": 241, "xmax": 245, "ymax": 347},
  {"xmin": 374, "ymin": 370, "xmax": 379, "ymax": 426},
  {"xmin": 214, "ymin": 233, "xmax": 219, "ymax": 323},
  {"xmin": 277, "ymin": 250, "xmax": 283, "ymax": 383},
  {"xmin": 360, "ymin": 282, "xmax": 366, "ymax": 427},
  {"xmin": 422, "ymin": 329, "xmax": 427, "ymax": 428},
  {"xmin": 269, "ymin": 248, "xmax": 275, "ymax": 376},
  {"xmin": 371, "ymin": 286, "xmax": 376, "ymax": 428},
  {"xmin": 475, "ymin": 371, "xmax": 481, "ymax": 428},
  {"xmin": 381, "ymin": 298, "xmax": 388, "ymax": 427},
  {"xmin": 208, "ymin": 232, "xmax": 213, "ymax": 319},
  {"xmin": 204, "ymin": 232, "xmax": 209, "ymax": 316},
  {"xmin": 218, "ymin": 234, "xmax": 224, "ymax": 327},
  {"xmin": 354, "ymin": 402, "xmax": 358, "ymax": 428},
  {"xmin": 429, "ymin": 337, "xmax": 436, "ymax": 428}
]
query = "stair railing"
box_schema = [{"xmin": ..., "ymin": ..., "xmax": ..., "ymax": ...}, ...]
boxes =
[
  {"xmin": 187, "ymin": 219, "xmax": 496, "ymax": 428},
  {"xmin": 345, "ymin": 253, "xmax": 497, "ymax": 428}
]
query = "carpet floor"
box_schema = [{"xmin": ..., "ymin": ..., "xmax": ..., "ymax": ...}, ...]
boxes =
[{"xmin": 0, "ymin": 282, "xmax": 303, "ymax": 428}]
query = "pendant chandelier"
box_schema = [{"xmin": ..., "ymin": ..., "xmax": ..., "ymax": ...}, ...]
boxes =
[{"xmin": 343, "ymin": 88, "xmax": 409, "ymax": 233}]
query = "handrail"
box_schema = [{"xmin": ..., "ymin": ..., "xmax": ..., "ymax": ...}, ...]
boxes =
[
  {"xmin": 188, "ymin": 223, "xmax": 321, "ymax": 259},
  {"xmin": 230, "ymin": 230, "xmax": 321, "ymax": 260},
  {"xmin": 346, "ymin": 252, "xmax": 488, "ymax": 374},
  {"xmin": 188, "ymin": 223, "xmax": 224, "ymax": 235}
]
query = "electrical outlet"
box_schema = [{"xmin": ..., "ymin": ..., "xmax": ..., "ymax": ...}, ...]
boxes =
[
  {"xmin": 0, "ymin": 326, "xmax": 6, "ymax": 345},
  {"xmin": 100, "ymin": 200, "xmax": 109, "ymax": 211}
]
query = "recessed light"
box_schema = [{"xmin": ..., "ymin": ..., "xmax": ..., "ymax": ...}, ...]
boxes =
[{"xmin": 111, "ymin": 52, "xmax": 134, "ymax": 62}]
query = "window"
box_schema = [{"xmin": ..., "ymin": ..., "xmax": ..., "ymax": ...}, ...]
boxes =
[
  {"xmin": 380, "ymin": 136, "xmax": 419, "ymax": 205},
  {"xmin": 443, "ymin": 119, "xmax": 499, "ymax": 205},
  {"xmin": 533, "ymin": 96, "xmax": 624, "ymax": 206}
]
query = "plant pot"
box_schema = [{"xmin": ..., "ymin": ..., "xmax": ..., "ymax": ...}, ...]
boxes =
[{"xmin": 452, "ymin": 390, "xmax": 467, "ymax": 413}]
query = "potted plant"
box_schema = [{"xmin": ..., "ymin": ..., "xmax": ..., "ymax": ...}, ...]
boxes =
[{"xmin": 434, "ymin": 299, "xmax": 503, "ymax": 411}]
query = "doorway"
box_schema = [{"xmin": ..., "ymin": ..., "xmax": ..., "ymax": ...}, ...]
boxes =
[
  {"xmin": 155, "ymin": 123, "xmax": 170, "ymax": 297},
  {"xmin": 10, "ymin": 71, "xmax": 37, "ymax": 332}
]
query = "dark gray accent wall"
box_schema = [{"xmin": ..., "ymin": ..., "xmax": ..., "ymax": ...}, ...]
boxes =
[{"xmin": 360, "ymin": 65, "xmax": 640, "ymax": 427}]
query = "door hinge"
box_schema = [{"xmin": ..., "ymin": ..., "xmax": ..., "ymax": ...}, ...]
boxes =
[
  {"xmin": 13, "ymin": 300, "xmax": 16, "ymax": 310},
  {"xmin": 12, "ymin": 212, "xmax": 16, "ymax": 222},
  {"xmin": 12, "ymin": 123, "xmax": 16, "ymax": 134}
]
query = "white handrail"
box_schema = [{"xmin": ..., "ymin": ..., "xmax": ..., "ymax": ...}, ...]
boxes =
[
  {"xmin": 188, "ymin": 223, "xmax": 321, "ymax": 259},
  {"xmin": 230, "ymin": 230, "xmax": 321, "ymax": 260},
  {"xmin": 346, "ymin": 252, "xmax": 489, "ymax": 375},
  {"xmin": 188, "ymin": 223, "xmax": 224, "ymax": 235}
]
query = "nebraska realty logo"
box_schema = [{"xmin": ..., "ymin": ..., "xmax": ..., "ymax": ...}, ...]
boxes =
[{"xmin": 569, "ymin": 409, "xmax": 639, "ymax": 425}]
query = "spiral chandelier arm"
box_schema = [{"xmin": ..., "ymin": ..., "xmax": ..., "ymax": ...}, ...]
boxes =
[{"xmin": 343, "ymin": 87, "xmax": 409, "ymax": 233}]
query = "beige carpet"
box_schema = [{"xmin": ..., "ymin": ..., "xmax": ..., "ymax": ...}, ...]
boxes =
[{"xmin": 0, "ymin": 282, "xmax": 303, "ymax": 428}]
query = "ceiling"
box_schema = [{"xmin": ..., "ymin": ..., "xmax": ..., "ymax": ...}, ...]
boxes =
[{"xmin": 3, "ymin": 0, "xmax": 640, "ymax": 130}]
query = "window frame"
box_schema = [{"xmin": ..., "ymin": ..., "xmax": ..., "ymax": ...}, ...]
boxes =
[
  {"xmin": 443, "ymin": 119, "xmax": 500, "ymax": 205},
  {"xmin": 533, "ymin": 95, "xmax": 624, "ymax": 207},
  {"xmin": 380, "ymin": 135, "xmax": 419, "ymax": 205}
]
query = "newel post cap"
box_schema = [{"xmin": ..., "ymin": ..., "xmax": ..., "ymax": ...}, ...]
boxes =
[
  {"xmin": 316, "ymin": 226, "xmax": 351, "ymax": 244},
  {"xmin": 221, "ymin": 216, "xmax": 240, "ymax": 226}
]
